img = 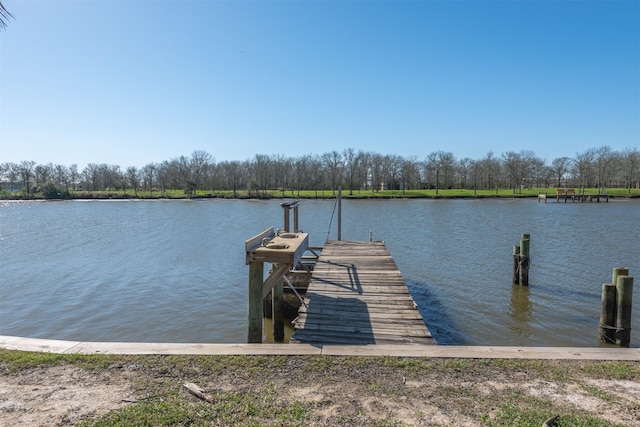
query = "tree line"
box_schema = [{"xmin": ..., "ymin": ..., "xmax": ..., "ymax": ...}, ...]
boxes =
[{"xmin": 1, "ymin": 146, "xmax": 639, "ymax": 198}]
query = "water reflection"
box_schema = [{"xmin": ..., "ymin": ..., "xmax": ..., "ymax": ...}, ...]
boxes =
[
  {"xmin": 508, "ymin": 285, "xmax": 533, "ymax": 340},
  {"xmin": 509, "ymin": 285, "xmax": 532, "ymax": 323}
]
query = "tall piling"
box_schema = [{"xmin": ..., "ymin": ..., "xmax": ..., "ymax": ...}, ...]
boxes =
[
  {"xmin": 615, "ymin": 275, "xmax": 634, "ymax": 347},
  {"xmin": 512, "ymin": 234, "xmax": 530, "ymax": 286},
  {"xmin": 599, "ymin": 283, "xmax": 617, "ymax": 344}
]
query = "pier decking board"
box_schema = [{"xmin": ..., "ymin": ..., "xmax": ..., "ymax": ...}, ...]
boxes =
[{"xmin": 292, "ymin": 240, "xmax": 435, "ymax": 346}]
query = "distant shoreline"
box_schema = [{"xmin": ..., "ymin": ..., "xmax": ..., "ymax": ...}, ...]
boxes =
[{"xmin": 1, "ymin": 192, "xmax": 638, "ymax": 201}]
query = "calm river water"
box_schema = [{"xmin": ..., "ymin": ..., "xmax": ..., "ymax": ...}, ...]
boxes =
[{"xmin": 1, "ymin": 198, "xmax": 638, "ymax": 346}]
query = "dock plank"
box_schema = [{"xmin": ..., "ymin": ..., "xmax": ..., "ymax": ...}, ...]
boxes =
[{"xmin": 291, "ymin": 240, "xmax": 435, "ymax": 346}]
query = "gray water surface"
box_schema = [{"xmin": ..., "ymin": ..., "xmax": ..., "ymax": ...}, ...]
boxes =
[{"xmin": 1, "ymin": 198, "xmax": 638, "ymax": 346}]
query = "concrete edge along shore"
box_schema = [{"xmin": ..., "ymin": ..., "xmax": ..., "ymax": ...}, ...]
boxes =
[{"xmin": 2, "ymin": 335, "xmax": 640, "ymax": 361}]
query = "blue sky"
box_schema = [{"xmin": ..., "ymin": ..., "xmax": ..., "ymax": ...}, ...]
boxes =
[{"xmin": 0, "ymin": 0, "xmax": 638, "ymax": 169}]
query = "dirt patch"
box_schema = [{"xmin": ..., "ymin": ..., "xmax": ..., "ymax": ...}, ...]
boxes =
[
  {"xmin": 1, "ymin": 357, "xmax": 639, "ymax": 426},
  {"xmin": 0, "ymin": 365, "xmax": 137, "ymax": 426}
]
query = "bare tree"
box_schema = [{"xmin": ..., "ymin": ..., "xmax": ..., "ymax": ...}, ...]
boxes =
[
  {"xmin": 127, "ymin": 166, "xmax": 140, "ymax": 196},
  {"xmin": 0, "ymin": 1, "xmax": 14, "ymax": 31},
  {"xmin": 17, "ymin": 161, "xmax": 36, "ymax": 196},
  {"xmin": 551, "ymin": 157, "xmax": 572, "ymax": 187},
  {"xmin": 456, "ymin": 158, "xmax": 472, "ymax": 189},
  {"xmin": 594, "ymin": 146, "xmax": 616, "ymax": 191},
  {"xmin": 480, "ymin": 151, "xmax": 502, "ymax": 194},
  {"xmin": 573, "ymin": 148, "xmax": 596, "ymax": 192},
  {"xmin": 190, "ymin": 150, "xmax": 214, "ymax": 193},
  {"xmin": 140, "ymin": 163, "xmax": 157, "ymax": 195},
  {"xmin": 342, "ymin": 148, "xmax": 360, "ymax": 195},
  {"xmin": 322, "ymin": 151, "xmax": 343, "ymax": 195},
  {"xmin": 427, "ymin": 151, "xmax": 455, "ymax": 195},
  {"xmin": 502, "ymin": 151, "xmax": 522, "ymax": 193},
  {"xmin": 621, "ymin": 147, "xmax": 640, "ymax": 193}
]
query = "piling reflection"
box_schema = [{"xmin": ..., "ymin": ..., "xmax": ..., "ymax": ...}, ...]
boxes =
[{"xmin": 509, "ymin": 285, "xmax": 532, "ymax": 338}]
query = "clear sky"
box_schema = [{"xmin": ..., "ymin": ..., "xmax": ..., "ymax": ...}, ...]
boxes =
[{"xmin": 0, "ymin": 0, "xmax": 638, "ymax": 170}]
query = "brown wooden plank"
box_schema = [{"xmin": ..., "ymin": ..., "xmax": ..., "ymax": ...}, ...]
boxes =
[
  {"xmin": 295, "ymin": 318, "xmax": 430, "ymax": 331},
  {"xmin": 291, "ymin": 240, "xmax": 435, "ymax": 346}
]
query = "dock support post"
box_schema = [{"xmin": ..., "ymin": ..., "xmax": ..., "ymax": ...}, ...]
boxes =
[
  {"xmin": 272, "ymin": 272, "xmax": 284, "ymax": 342},
  {"xmin": 248, "ymin": 262, "xmax": 264, "ymax": 343}
]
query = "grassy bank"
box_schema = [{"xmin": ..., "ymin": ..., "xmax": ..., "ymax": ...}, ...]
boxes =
[{"xmin": 1, "ymin": 350, "xmax": 639, "ymax": 426}]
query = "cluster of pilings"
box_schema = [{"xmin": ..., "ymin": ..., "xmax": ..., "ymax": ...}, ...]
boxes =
[
  {"xmin": 600, "ymin": 267, "xmax": 634, "ymax": 347},
  {"xmin": 512, "ymin": 234, "xmax": 530, "ymax": 286}
]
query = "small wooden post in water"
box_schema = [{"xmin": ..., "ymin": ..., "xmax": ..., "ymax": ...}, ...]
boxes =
[{"xmin": 512, "ymin": 234, "xmax": 530, "ymax": 285}]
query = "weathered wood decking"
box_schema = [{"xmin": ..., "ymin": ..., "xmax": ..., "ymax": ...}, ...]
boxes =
[{"xmin": 291, "ymin": 240, "xmax": 435, "ymax": 346}]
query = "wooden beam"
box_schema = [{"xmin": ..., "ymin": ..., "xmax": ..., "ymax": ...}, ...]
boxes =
[{"xmin": 262, "ymin": 263, "xmax": 290, "ymax": 299}]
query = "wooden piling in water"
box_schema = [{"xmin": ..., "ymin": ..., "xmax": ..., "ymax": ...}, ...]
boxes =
[
  {"xmin": 599, "ymin": 267, "xmax": 633, "ymax": 347},
  {"xmin": 599, "ymin": 283, "xmax": 617, "ymax": 344},
  {"xmin": 512, "ymin": 245, "xmax": 520, "ymax": 285},
  {"xmin": 612, "ymin": 267, "xmax": 629, "ymax": 285},
  {"xmin": 512, "ymin": 234, "xmax": 530, "ymax": 286},
  {"xmin": 615, "ymin": 275, "xmax": 633, "ymax": 347}
]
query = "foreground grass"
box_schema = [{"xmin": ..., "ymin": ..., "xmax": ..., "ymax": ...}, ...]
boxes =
[{"xmin": 1, "ymin": 350, "xmax": 639, "ymax": 426}]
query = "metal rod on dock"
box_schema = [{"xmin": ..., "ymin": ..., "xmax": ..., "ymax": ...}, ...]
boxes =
[{"xmin": 337, "ymin": 186, "xmax": 342, "ymax": 241}]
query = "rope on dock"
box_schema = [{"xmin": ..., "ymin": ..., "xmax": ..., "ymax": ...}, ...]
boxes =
[
  {"xmin": 326, "ymin": 196, "xmax": 339, "ymax": 243},
  {"xmin": 599, "ymin": 323, "xmax": 632, "ymax": 344}
]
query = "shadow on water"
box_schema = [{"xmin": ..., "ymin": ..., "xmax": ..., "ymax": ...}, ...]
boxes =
[{"xmin": 406, "ymin": 280, "xmax": 467, "ymax": 345}]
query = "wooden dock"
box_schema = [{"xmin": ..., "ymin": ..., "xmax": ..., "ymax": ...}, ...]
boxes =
[
  {"xmin": 538, "ymin": 189, "xmax": 609, "ymax": 203},
  {"xmin": 291, "ymin": 240, "xmax": 435, "ymax": 346}
]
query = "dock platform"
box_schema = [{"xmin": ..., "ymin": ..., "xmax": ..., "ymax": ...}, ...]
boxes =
[{"xmin": 291, "ymin": 240, "xmax": 435, "ymax": 346}]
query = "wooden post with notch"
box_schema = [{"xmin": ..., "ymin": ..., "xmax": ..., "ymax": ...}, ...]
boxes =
[{"xmin": 512, "ymin": 234, "xmax": 530, "ymax": 286}]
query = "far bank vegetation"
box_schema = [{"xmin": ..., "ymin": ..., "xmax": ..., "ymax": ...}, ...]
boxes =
[{"xmin": 1, "ymin": 146, "xmax": 639, "ymax": 200}]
